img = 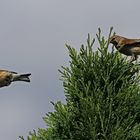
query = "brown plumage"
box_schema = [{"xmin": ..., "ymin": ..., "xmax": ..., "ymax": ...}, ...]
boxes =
[
  {"xmin": 110, "ymin": 35, "xmax": 140, "ymax": 62},
  {"xmin": 0, "ymin": 70, "xmax": 31, "ymax": 88}
]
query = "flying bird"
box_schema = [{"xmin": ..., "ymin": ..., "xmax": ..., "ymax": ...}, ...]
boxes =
[
  {"xmin": 110, "ymin": 35, "xmax": 140, "ymax": 62},
  {"xmin": 0, "ymin": 70, "xmax": 31, "ymax": 88}
]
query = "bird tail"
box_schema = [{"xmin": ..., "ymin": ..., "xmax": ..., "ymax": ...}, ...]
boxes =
[{"xmin": 12, "ymin": 73, "xmax": 31, "ymax": 82}]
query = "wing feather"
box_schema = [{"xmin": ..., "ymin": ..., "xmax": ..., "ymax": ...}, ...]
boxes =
[{"xmin": 123, "ymin": 39, "xmax": 140, "ymax": 46}]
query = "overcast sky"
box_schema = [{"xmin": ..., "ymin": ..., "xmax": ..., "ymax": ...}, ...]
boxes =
[{"xmin": 0, "ymin": 0, "xmax": 140, "ymax": 140}]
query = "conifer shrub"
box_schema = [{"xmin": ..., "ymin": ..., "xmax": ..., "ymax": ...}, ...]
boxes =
[{"xmin": 20, "ymin": 27, "xmax": 140, "ymax": 140}]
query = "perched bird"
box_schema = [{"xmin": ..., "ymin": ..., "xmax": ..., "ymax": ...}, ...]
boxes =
[
  {"xmin": 110, "ymin": 35, "xmax": 140, "ymax": 62},
  {"xmin": 0, "ymin": 70, "xmax": 31, "ymax": 88}
]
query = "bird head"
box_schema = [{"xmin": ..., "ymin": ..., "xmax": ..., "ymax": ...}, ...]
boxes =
[{"xmin": 110, "ymin": 35, "xmax": 121, "ymax": 46}]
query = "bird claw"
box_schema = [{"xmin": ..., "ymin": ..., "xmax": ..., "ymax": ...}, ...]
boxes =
[
  {"xmin": 128, "ymin": 55, "xmax": 138, "ymax": 63},
  {"xmin": 128, "ymin": 58, "xmax": 134, "ymax": 63}
]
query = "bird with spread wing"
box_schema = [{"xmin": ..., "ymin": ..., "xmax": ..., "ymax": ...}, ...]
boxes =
[
  {"xmin": 0, "ymin": 70, "xmax": 31, "ymax": 88},
  {"xmin": 110, "ymin": 35, "xmax": 140, "ymax": 62}
]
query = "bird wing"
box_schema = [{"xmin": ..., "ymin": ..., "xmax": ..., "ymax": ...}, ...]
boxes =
[
  {"xmin": 0, "ymin": 70, "xmax": 17, "ymax": 74},
  {"xmin": 122, "ymin": 39, "xmax": 140, "ymax": 46},
  {"xmin": 8, "ymin": 71, "xmax": 18, "ymax": 74}
]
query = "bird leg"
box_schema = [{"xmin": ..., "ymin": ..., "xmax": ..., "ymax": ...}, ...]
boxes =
[{"xmin": 128, "ymin": 54, "xmax": 138, "ymax": 63}]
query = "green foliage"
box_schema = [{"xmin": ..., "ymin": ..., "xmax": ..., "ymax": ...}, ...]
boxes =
[{"xmin": 20, "ymin": 27, "xmax": 140, "ymax": 140}]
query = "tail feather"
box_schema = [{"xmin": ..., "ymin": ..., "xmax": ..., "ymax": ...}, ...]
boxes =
[{"xmin": 12, "ymin": 73, "xmax": 31, "ymax": 82}]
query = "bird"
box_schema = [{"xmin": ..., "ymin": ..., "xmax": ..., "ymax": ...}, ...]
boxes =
[
  {"xmin": 0, "ymin": 70, "xmax": 31, "ymax": 88},
  {"xmin": 110, "ymin": 35, "xmax": 140, "ymax": 62}
]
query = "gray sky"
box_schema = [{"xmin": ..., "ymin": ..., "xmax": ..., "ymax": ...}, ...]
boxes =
[{"xmin": 0, "ymin": 0, "xmax": 140, "ymax": 139}]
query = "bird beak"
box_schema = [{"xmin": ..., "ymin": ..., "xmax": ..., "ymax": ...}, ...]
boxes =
[
  {"xmin": 110, "ymin": 36, "xmax": 116, "ymax": 44},
  {"xmin": 110, "ymin": 37, "xmax": 114, "ymax": 43}
]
